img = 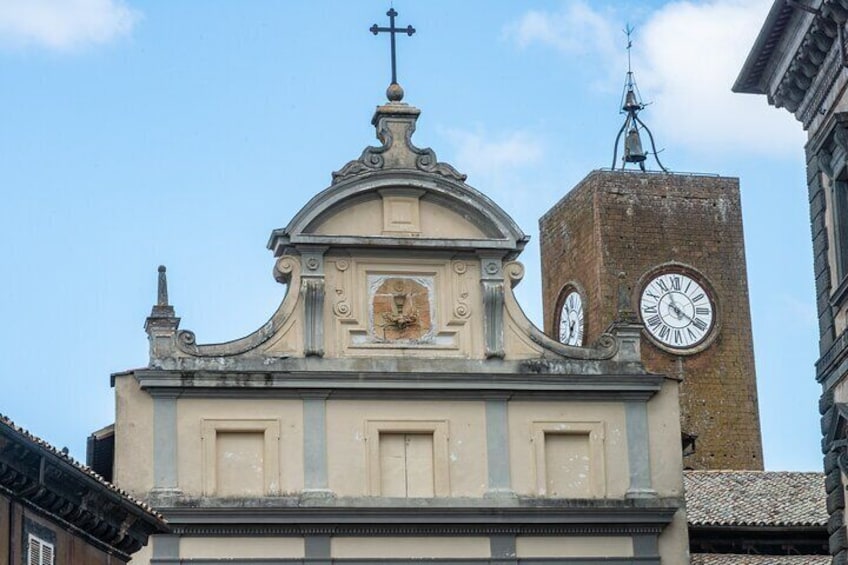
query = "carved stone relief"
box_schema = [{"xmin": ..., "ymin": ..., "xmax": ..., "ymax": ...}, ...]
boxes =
[
  {"xmin": 368, "ymin": 275, "xmax": 435, "ymax": 342},
  {"xmin": 450, "ymin": 261, "xmax": 472, "ymax": 323},
  {"xmin": 332, "ymin": 258, "xmax": 353, "ymax": 319}
]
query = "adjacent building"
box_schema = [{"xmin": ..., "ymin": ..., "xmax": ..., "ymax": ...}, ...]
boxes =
[
  {"xmin": 735, "ymin": 0, "xmax": 848, "ymax": 563},
  {"xmin": 1, "ymin": 414, "xmax": 167, "ymax": 564}
]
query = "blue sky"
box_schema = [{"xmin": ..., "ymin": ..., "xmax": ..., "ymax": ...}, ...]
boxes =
[{"xmin": 0, "ymin": 1, "xmax": 817, "ymax": 470}]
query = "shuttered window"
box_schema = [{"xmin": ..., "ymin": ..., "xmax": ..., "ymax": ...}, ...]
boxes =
[
  {"xmin": 834, "ymin": 180, "xmax": 848, "ymax": 280},
  {"xmin": 28, "ymin": 534, "xmax": 54, "ymax": 565}
]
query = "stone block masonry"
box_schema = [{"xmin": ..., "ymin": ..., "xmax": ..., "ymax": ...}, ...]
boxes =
[{"xmin": 539, "ymin": 170, "xmax": 764, "ymax": 471}]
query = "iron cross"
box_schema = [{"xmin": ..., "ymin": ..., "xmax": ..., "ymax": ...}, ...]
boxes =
[{"xmin": 370, "ymin": 8, "xmax": 415, "ymax": 85}]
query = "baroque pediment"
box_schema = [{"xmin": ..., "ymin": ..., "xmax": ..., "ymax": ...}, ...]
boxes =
[{"xmin": 143, "ymin": 99, "xmax": 638, "ymax": 369}]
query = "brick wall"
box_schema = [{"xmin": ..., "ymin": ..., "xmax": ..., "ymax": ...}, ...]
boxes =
[{"xmin": 540, "ymin": 170, "xmax": 763, "ymax": 470}]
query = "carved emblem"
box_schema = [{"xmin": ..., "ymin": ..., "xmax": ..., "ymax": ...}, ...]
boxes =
[{"xmin": 369, "ymin": 276, "xmax": 434, "ymax": 341}]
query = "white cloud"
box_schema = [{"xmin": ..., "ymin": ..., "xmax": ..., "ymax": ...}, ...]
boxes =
[
  {"xmin": 504, "ymin": 1, "xmax": 617, "ymax": 60},
  {"xmin": 505, "ymin": 0, "xmax": 805, "ymax": 157},
  {"xmin": 440, "ymin": 127, "xmax": 544, "ymax": 182},
  {"xmin": 0, "ymin": 0, "xmax": 140, "ymax": 51},
  {"xmin": 639, "ymin": 0, "xmax": 804, "ymax": 157}
]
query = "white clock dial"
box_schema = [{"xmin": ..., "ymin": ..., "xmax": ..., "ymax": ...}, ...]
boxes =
[
  {"xmin": 558, "ymin": 290, "xmax": 584, "ymax": 346},
  {"xmin": 640, "ymin": 272, "xmax": 714, "ymax": 350}
]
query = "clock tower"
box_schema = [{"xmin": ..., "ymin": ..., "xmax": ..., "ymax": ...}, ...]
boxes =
[{"xmin": 539, "ymin": 170, "xmax": 764, "ymax": 470}]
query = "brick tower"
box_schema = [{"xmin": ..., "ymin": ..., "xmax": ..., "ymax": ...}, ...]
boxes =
[{"xmin": 539, "ymin": 170, "xmax": 763, "ymax": 470}]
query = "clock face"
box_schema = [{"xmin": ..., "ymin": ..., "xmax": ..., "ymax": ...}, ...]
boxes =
[
  {"xmin": 558, "ymin": 290, "xmax": 584, "ymax": 346},
  {"xmin": 639, "ymin": 271, "xmax": 715, "ymax": 350}
]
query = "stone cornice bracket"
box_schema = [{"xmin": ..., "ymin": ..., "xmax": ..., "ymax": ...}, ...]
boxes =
[
  {"xmin": 331, "ymin": 101, "xmax": 466, "ymax": 185},
  {"xmin": 819, "ymin": 145, "xmax": 835, "ymax": 178},
  {"xmin": 480, "ymin": 254, "xmax": 505, "ymax": 359},
  {"xmin": 0, "ymin": 422, "xmax": 167, "ymax": 558},
  {"xmin": 144, "ymin": 265, "xmax": 181, "ymax": 361},
  {"xmin": 300, "ymin": 246, "xmax": 327, "ymax": 357},
  {"xmin": 834, "ymin": 121, "xmax": 848, "ymax": 154}
]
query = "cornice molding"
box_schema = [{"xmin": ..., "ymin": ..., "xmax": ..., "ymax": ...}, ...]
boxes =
[{"xmin": 0, "ymin": 425, "xmax": 168, "ymax": 558}]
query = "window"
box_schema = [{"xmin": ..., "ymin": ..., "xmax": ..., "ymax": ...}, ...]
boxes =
[
  {"xmin": 28, "ymin": 534, "xmax": 54, "ymax": 565},
  {"xmin": 833, "ymin": 179, "xmax": 848, "ymax": 281},
  {"xmin": 531, "ymin": 421, "xmax": 606, "ymax": 497},
  {"xmin": 366, "ymin": 420, "xmax": 450, "ymax": 497},
  {"xmin": 379, "ymin": 433, "xmax": 435, "ymax": 497},
  {"xmin": 201, "ymin": 419, "xmax": 281, "ymax": 496}
]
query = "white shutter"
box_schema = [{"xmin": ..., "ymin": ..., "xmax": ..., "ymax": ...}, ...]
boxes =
[
  {"xmin": 28, "ymin": 536, "xmax": 40, "ymax": 565},
  {"xmin": 41, "ymin": 541, "xmax": 54, "ymax": 565},
  {"xmin": 28, "ymin": 534, "xmax": 54, "ymax": 565}
]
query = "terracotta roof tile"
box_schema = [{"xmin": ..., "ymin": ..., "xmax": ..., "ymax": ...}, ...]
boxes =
[
  {"xmin": 0, "ymin": 413, "xmax": 164, "ymax": 522},
  {"xmin": 684, "ymin": 470, "xmax": 826, "ymax": 527}
]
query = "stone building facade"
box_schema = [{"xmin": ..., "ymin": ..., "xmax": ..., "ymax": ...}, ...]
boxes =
[
  {"xmin": 112, "ymin": 96, "xmax": 689, "ymax": 563},
  {"xmin": 735, "ymin": 0, "xmax": 848, "ymax": 563},
  {"xmin": 539, "ymin": 171, "xmax": 763, "ymax": 471}
]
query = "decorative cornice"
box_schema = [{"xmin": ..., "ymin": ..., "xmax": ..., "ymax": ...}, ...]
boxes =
[
  {"xmin": 735, "ymin": 0, "xmax": 848, "ymax": 126},
  {"xmin": 0, "ymin": 417, "xmax": 168, "ymax": 558},
  {"xmin": 158, "ymin": 498, "xmax": 680, "ymax": 536},
  {"xmin": 128, "ymin": 367, "xmax": 665, "ymax": 401}
]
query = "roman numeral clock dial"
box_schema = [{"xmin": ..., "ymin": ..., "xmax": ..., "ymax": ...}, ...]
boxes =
[
  {"xmin": 639, "ymin": 271, "xmax": 716, "ymax": 353},
  {"xmin": 557, "ymin": 289, "xmax": 584, "ymax": 346}
]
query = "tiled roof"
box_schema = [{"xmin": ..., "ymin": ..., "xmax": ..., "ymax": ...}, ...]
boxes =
[
  {"xmin": 684, "ymin": 470, "xmax": 826, "ymax": 527},
  {"xmin": 0, "ymin": 413, "xmax": 164, "ymax": 522},
  {"xmin": 691, "ymin": 555, "xmax": 829, "ymax": 565}
]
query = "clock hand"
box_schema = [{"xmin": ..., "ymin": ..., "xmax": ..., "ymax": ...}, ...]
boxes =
[
  {"xmin": 668, "ymin": 294, "xmax": 682, "ymax": 320},
  {"xmin": 668, "ymin": 300, "xmax": 695, "ymax": 323}
]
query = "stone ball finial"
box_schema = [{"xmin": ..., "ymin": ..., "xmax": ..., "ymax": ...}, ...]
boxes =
[{"xmin": 386, "ymin": 82, "xmax": 404, "ymax": 102}]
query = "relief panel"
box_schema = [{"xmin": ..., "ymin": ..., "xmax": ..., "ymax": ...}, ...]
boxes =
[
  {"xmin": 325, "ymin": 257, "xmax": 478, "ymax": 357},
  {"xmin": 369, "ymin": 275, "xmax": 434, "ymax": 342}
]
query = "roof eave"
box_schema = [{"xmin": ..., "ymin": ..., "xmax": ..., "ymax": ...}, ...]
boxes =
[{"xmin": 733, "ymin": 0, "xmax": 792, "ymax": 94}]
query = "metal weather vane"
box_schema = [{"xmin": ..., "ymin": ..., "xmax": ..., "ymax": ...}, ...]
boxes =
[
  {"xmin": 611, "ymin": 25, "xmax": 668, "ymax": 172},
  {"xmin": 370, "ymin": 8, "xmax": 416, "ymax": 101}
]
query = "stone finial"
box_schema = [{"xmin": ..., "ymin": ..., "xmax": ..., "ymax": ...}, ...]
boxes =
[
  {"xmin": 331, "ymin": 101, "xmax": 466, "ymax": 185},
  {"xmin": 386, "ymin": 82, "xmax": 404, "ymax": 102},
  {"xmin": 148, "ymin": 265, "xmax": 175, "ymax": 320},
  {"xmin": 157, "ymin": 265, "xmax": 169, "ymax": 306},
  {"xmin": 144, "ymin": 265, "xmax": 180, "ymax": 359}
]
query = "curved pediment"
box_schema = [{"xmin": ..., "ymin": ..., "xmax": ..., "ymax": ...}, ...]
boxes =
[
  {"xmin": 267, "ymin": 101, "xmax": 528, "ymax": 259},
  {"xmin": 144, "ymin": 99, "xmax": 634, "ymax": 368},
  {"xmin": 268, "ymin": 173, "xmax": 527, "ymax": 257}
]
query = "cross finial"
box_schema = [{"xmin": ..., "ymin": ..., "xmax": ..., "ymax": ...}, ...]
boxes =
[{"xmin": 370, "ymin": 8, "xmax": 416, "ymax": 101}]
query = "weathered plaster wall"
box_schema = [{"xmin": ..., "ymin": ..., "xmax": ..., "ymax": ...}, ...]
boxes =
[
  {"xmin": 326, "ymin": 399, "xmax": 486, "ymax": 497},
  {"xmin": 177, "ymin": 398, "xmax": 303, "ymax": 497},
  {"xmin": 114, "ymin": 375, "xmax": 154, "ymax": 496},
  {"xmin": 515, "ymin": 536, "xmax": 632, "ymax": 558},
  {"xmin": 508, "ymin": 401, "xmax": 628, "ymax": 498}
]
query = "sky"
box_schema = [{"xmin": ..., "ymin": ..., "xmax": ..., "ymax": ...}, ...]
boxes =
[{"xmin": 0, "ymin": 0, "xmax": 818, "ymax": 471}]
